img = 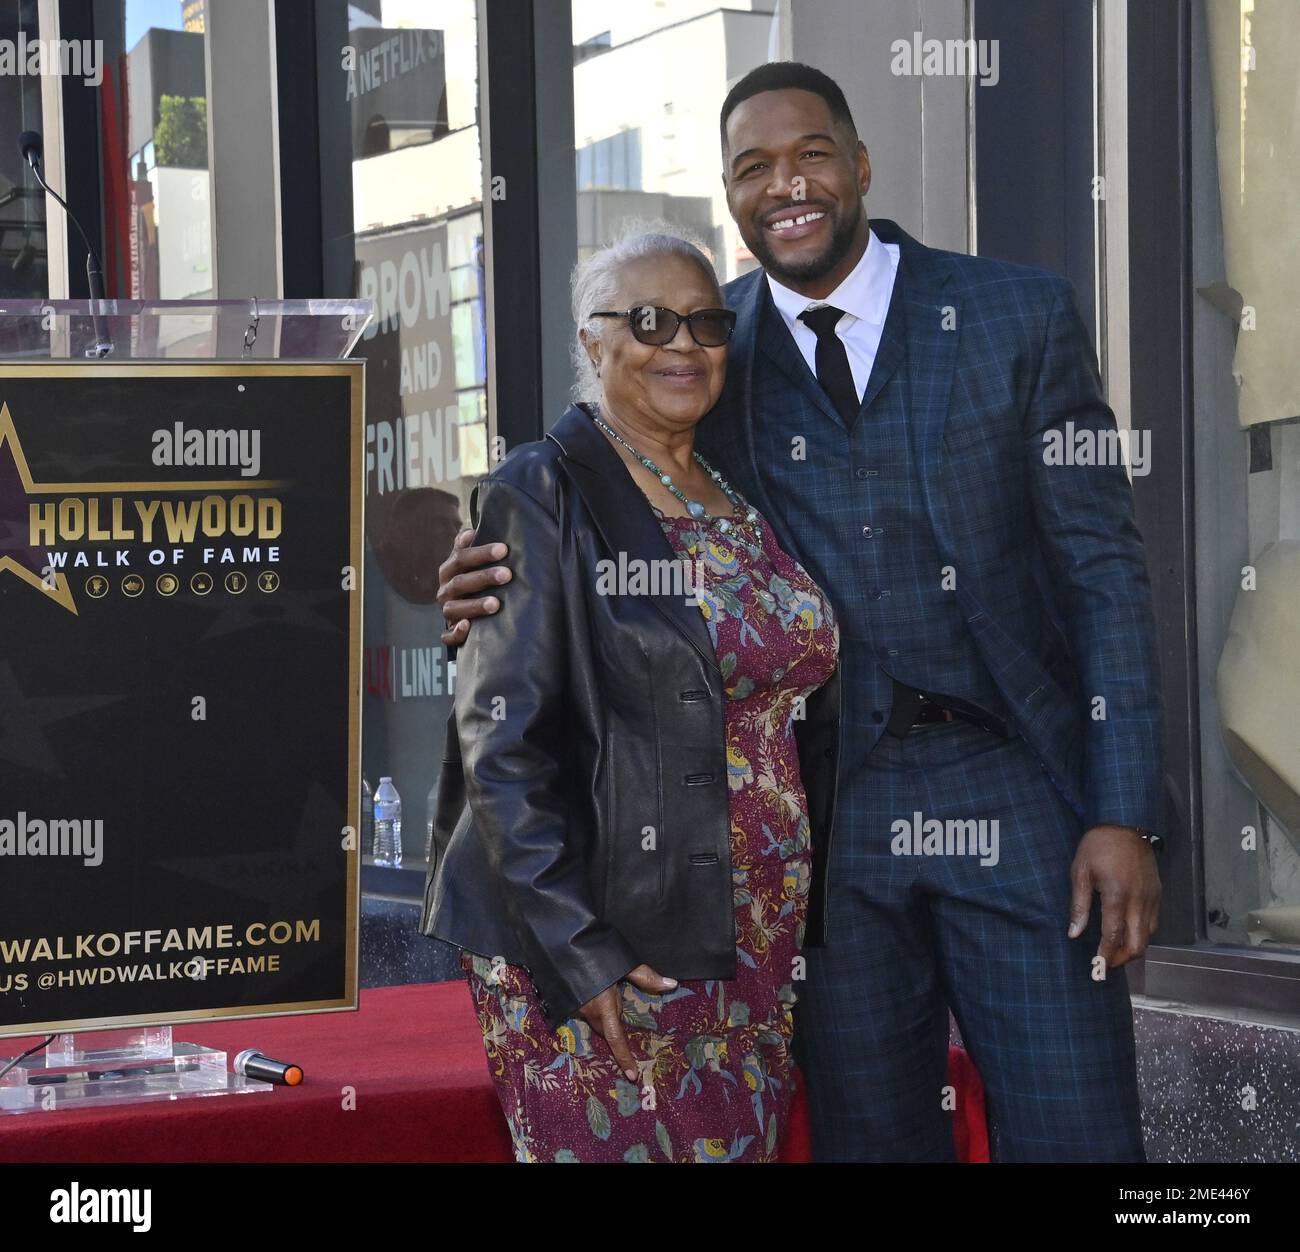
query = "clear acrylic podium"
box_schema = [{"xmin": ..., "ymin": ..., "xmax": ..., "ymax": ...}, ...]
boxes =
[
  {"xmin": 0, "ymin": 296, "xmax": 371, "ymax": 360},
  {"xmin": 0, "ymin": 297, "xmax": 372, "ymax": 1114}
]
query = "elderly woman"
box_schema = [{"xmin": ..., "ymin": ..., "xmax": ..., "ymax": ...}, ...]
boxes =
[{"xmin": 421, "ymin": 224, "xmax": 839, "ymax": 1163}]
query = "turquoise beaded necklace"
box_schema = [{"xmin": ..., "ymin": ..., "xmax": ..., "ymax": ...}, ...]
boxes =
[{"xmin": 589, "ymin": 404, "xmax": 762, "ymax": 552}]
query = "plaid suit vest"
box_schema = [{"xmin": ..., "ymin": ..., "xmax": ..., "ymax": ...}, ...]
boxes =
[{"xmin": 748, "ymin": 300, "xmax": 1008, "ymax": 767}]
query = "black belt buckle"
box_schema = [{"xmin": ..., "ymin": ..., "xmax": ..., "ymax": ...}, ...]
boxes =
[
  {"xmin": 911, "ymin": 693, "xmax": 955, "ymax": 728},
  {"xmin": 884, "ymin": 682, "xmax": 1011, "ymax": 740}
]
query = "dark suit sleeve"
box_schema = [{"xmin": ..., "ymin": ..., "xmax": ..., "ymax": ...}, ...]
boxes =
[
  {"xmin": 1023, "ymin": 276, "xmax": 1164, "ymax": 835},
  {"xmin": 455, "ymin": 476, "xmax": 639, "ymax": 1021}
]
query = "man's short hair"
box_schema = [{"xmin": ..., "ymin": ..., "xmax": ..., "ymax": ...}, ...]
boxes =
[{"xmin": 720, "ymin": 61, "xmax": 858, "ymax": 158}]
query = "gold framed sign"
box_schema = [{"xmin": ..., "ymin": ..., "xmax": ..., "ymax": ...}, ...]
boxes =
[{"xmin": 0, "ymin": 361, "xmax": 363, "ymax": 1035}]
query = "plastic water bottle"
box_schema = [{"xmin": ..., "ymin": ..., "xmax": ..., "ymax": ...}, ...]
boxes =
[{"xmin": 373, "ymin": 777, "xmax": 402, "ymax": 867}]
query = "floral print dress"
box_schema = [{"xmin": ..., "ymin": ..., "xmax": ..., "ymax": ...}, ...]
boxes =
[{"xmin": 459, "ymin": 496, "xmax": 839, "ymax": 1162}]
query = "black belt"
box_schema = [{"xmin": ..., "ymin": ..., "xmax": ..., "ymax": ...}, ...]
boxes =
[
  {"xmin": 911, "ymin": 697, "xmax": 958, "ymax": 726},
  {"xmin": 885, "ymin": 681, "xmax": 1010, "ymax": 739}
]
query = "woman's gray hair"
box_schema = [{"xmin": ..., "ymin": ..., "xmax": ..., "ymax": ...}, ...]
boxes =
[{"xmin": 569, "ymin": 219, "xmax": 721, "ymax": 403}]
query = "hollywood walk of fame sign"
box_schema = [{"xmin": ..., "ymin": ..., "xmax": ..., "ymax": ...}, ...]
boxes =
[{"xmin": 0, "ymin": 362, "xmax": 363, "ymax": 1035}]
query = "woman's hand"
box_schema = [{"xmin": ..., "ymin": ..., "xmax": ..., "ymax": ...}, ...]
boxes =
[{"xmin": 578, "ymin": 964, "xmax": 678, "ymax": 1081}]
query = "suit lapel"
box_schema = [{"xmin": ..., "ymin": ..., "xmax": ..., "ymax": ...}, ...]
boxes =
[
  {"xmin": 859, "ymin": 268, "xmax": 906, "ymax": 413},
  {"xmin": 877, "ymin": 221, "xmax": 959, "ymax": 549},
  {"xmin": 547, "ymin": 404, "xmax": 719, "ymax": 673},
  {"xmin": 754, "ymin": 275, "xmax": 845, "ymax": 428}
]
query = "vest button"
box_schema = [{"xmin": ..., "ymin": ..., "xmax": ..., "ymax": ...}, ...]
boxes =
[
  {"xmin": 871, "ymin": 711, "xmax": 884, "ymax": 724},
  {"xmin": 861, "ymin": 526, "xmax": 874, "ymax": 538},
  {"xmin": 855, "ymin": 467, "xmax": 870, "ymax": 480}
]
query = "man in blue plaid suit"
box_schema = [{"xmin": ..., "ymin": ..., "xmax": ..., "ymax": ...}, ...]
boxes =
[
  {"xmin": 439, "ymin": 61, "xmax": 1163, "ymax": 1162},
  {"xmin": 693, "ymin": 62, "xmax": 1164, "ymax": 1162}
]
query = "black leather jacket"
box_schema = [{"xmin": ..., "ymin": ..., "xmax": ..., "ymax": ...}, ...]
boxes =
[{"xmin": 420, "ymin": 402, "xmax": 840, "ymax": 1029}]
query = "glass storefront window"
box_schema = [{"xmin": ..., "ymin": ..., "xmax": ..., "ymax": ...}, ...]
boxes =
[
  {"xmin": 317, "ymin": 0, "xmax": 487, "ymax": 873},
  {"xmin": 93, "ymin": 0, "xmax": 212, "ymax": 300},
  {"xmin": 1, "ymin": 0, "xmax": 50, "ymax": 299},
  {"xmin": 1195, "ymin": 0, "xmax": 1300, "ymax": 951}
]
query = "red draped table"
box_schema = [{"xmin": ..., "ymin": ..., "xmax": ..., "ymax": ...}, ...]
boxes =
[{"xmin": 0, "ymin": 981, "xmax": 988, "ymax": 1162}]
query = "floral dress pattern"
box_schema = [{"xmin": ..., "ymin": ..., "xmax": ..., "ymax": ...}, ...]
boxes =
[{"xmin": 459, "ymin": 494, "xmax": 839, "ymax": 1162}]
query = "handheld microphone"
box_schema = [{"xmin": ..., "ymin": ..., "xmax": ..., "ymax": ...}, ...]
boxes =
[
  {"xmin": 19, "ymin": 129, "xmax": 112, "ymax": 357},
  {"xmin": 234, "ymin": 1049, "xmax": 304, "ymax": 1086}
]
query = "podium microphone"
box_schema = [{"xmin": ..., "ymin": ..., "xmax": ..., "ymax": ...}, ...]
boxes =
[
  {"xmin": 234, "ymin": 1049, "xmax": 304, "ymax": 1086},
  {"xmin": 19, "ymin": 129, "xmax": 112, "ymax": 358}
]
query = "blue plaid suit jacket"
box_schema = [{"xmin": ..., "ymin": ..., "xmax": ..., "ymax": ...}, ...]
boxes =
[{"xmin": 695, "ymin": 217, "xmax": 1164, "ymax": 836}]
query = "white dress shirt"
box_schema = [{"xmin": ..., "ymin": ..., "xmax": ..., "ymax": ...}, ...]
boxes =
[{"xmin": 766, "ymin": 226, "xmax": 901, "ymax": 403}]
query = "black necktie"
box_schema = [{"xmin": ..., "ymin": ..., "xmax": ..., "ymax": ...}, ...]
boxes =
[{"xmin": 798, "ymin": 304, "xmax": 859, "ymax": 425}]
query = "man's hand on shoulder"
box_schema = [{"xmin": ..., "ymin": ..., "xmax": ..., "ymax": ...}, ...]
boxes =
[
  {"xmin": 1067, "ymin": 825, "xmax": 1162, "ymax": 968},
  {"xmin": 437, "ymin": 527, "xmax": 512, "ymax": 646}
]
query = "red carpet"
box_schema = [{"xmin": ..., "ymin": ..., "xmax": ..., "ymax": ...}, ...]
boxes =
[{"xmin": 0, "ymin": 981, "xmax": 987, "ymax": 1162}]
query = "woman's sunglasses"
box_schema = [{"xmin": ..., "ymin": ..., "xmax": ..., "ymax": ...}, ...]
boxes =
[{"xmin": 589, "ymin": 305, "xmax": 737, "ymax": 348}]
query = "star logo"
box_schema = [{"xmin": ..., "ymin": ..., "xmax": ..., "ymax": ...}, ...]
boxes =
[{"xmin": 0, "ymin": 402, "xmax": 78, "ymax": 613}]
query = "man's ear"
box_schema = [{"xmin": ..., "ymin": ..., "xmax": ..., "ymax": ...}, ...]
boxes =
[{"xmin": 857, "ymin": 141, "xmax": 872, "ymax": 196}]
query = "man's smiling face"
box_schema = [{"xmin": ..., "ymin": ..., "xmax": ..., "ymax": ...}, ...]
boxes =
[{"xmin": 722, "ymin": 87, "xmax": 871, "ymax": 293}]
